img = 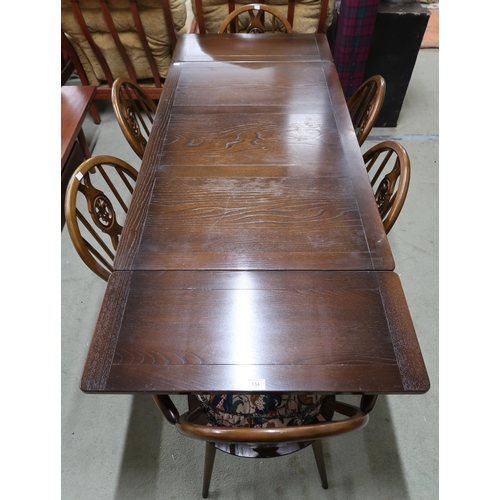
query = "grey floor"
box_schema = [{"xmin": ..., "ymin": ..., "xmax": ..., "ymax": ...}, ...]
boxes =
[{"xmin": 61, "ymin": 47, "xmax": 438, "ymax": 499}]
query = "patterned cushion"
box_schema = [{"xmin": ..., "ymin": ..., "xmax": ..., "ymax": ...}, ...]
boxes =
[{"xmin": 196, "ymin": 394, "xmax": 325, "ymax": 428}]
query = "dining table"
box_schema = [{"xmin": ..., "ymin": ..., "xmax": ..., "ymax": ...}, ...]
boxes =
[{"xmin": 80, "ymin": 33, "xmax": 429, "ymax": 400}]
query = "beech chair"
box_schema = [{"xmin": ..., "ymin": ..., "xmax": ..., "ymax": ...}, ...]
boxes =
[
  {"xmin": 112, "ymin": 77, "xmax": 157, "ymax": 159},
  {"xmin": 347, "ymin": 75, "xmax": 386, "ymax": 147},
  {"xmin": 218, "ymin": 4, "xmax": 293, "ymax": 34},
  {"xmin": 363, "ymin": 140, "xmax": 411, "ymax": 234},
  {"xmin": 153, "ymin": 393, "xmax": 378, "ymax": 498},
  {"xmin": 64, "ymin": 155, "xmax": 138, "ymax": 281}
]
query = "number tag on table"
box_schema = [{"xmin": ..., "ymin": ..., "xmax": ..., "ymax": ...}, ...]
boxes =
[{"xmin": 242, "ymin": 378, "xmax": 266, "ymax": 390}]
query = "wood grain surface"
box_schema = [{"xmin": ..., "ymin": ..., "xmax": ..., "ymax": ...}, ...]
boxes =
[
  {"xmin": 80, "ymin": 271, "xmax": 429, "ymax": 394},
  {"xmin": 82, "ymin": 35, "xmax": 429, "ymax": 397},
  {"xmin": 115, "ymin": 59, "xmax": 393, "ymax": 271},
  {"xmin": 172, "ymin": 33, "xmax": 334, "ymax": 63}
]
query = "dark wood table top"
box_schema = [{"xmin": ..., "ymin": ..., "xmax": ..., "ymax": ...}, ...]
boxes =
[
  {"xmin": 81, "ymin": 270, "xmax": 429, "ymax": 394},
  {"xmin": 61, "ymin": 85, "xmax": 96, "ymax": 169},
  {"xmin": 114, "ymin": 53, "xmax": 393, "ymax": 271},
  {"xmin": 81, "ymin": 34, "xmax": 429, "ymax": 396},
  {"xmin": 172, "ymin": 33, "xmax": 334, "ymax": 63}
]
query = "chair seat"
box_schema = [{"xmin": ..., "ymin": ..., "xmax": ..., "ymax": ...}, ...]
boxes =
[{"xmin": 196, "ymin": 394, "xmax": 325, "ymax": 428}]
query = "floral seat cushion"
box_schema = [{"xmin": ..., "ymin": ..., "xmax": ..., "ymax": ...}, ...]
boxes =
[{"xmin": 196, "ymin": 394, "xmax": 325, "ymax": 428}]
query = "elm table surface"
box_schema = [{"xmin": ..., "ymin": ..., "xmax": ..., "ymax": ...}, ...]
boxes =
[
  {"xmin": 80, "ymin": 34, "xmax": 429, "ymax": 396},
  {"xmin": 81, "ymin": 270, "xmax": 429, "ymax": 394},
  {"xmin": 114, "ymin": 36, "xmax": 393, "ymax": 272},
  {"xmin": 172, "ymin": 33, "xmax": 334, "ymax": 63}
]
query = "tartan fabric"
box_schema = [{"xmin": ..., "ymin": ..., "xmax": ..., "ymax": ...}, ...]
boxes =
[{"xmin": 333, "ymin": 0, "xmax": 380, "ymax": 100}]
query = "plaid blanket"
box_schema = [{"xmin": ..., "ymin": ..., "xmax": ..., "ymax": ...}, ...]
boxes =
[{"xmin": 333, "ymin": 0, "xmax": 380, "ymax": 99}]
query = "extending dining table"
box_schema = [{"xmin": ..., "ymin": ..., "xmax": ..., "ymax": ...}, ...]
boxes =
[{"xmin": 80, "ymin": 34, "xmax": 429, "ymax": 398}]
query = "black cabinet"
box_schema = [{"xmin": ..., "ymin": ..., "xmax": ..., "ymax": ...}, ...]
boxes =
[{"xmin": 363, "ymin": 3, "xmax": 430, "ymax": 127}]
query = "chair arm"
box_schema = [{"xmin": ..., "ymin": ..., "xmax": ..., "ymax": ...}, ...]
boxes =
[
  {"xmin": 152, "ymin": 394, "xmax": 180, "ymax": 425},
  {"xmin": 176, "ymin": 399, "xmax": 369, "ymax": 444}
]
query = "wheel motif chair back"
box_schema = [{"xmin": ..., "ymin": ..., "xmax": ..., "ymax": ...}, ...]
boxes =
[
  {"xmin": 347, "ymin": 75, "xmax": 386, "ymax": 147},
  {"xmin": 363, "ymin": 140, "xmax": 411, "ymax": 234},
  {"xmin": 193, "ymin": 0, "xmax": 333, "ymax": 34},
  {"xmin": 112, "ymin": 77, "xmax": 157, "ymax": 159},
  {"xmin": 64, "ymin": 155, "xmax": 138, "ymax": 281},
  {"xmin": 218, "ymin": 4, "xmax": 293, "ymax": 33}
]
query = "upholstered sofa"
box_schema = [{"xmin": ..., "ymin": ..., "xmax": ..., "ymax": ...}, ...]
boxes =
[{"xmin": 62, "ymin": 0, "xmax": 187, "ymax": 120}]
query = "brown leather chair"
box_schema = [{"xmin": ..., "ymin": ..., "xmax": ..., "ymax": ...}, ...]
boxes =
[{"xmin": 363, "ymin": 140, "xmax": 411, "ymax": 234}]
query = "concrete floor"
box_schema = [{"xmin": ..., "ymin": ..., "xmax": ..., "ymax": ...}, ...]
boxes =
[{"xmin": 61, "ymin": 46, "xmax": 438, "ymax": 499}]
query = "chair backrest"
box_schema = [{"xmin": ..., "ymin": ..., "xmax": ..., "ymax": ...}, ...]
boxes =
[
  {"xmin": 347, "ymin": 75, "xmax": 386, "ymax": 147},
  {"xmin": 112, "ymin": 77, "xmax": 157, "ymax": 159},
  {"xmin": 363, "ymin": 140, "xmax": 411, "ymax": 234},
  {"xmin": 64, "ymin": 155, "xmax": 138, "ymax": 281},
  {"xmin": 192, "ymin": 0, "xmax": 334, "ymax": 34},
  {"xmin": 218, "ymin": 4, "xmax": 293, "ymax": 33},
  {"xmin": 61, "ymin": 0, "xmax": 187, "ymax": 90}
]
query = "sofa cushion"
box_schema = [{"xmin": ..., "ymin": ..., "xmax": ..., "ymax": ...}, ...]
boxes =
[
  {"xmin": 62, "ymin": 0, "xmax": 187, "ymax": 86},
  {"xmin": 196, "ymin": 394, "xmax": 326, "ymax": 428}
]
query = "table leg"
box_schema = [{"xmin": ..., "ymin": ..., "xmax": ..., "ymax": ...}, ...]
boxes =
[
  {"xmin": 90, "ymin": 101, "xmax": 101, "ymax": 124},
  {"xmin": 77, "ymin": 129, "xmax": 92, "ymax": 159},
  {"xmin": 361, "ymin": 395, "xmax": 378, "ymax": 413}
]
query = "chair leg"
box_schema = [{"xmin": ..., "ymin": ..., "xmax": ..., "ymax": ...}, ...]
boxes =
[
  {"xmin": 312, "ymin": 440, "xmax": 328, "ymax": 489},
  {"xmin": 202, "ymin": 442, "xmax": 217, "ymax": 498}
]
